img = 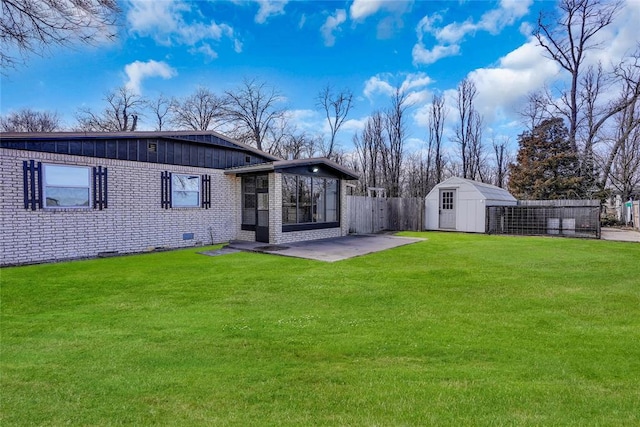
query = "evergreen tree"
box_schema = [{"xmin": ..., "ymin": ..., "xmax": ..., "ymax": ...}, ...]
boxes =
[{"xmin": 508, "ymin": 118, "xmax": 582, "ymax": 199}]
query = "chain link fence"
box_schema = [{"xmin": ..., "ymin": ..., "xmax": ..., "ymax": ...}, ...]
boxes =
[{"xmin": 486, "ymin": 200, "xmax": 601, "ymax": 239}]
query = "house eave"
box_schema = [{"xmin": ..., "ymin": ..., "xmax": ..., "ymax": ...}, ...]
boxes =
[{"xmin": 225, "ymin": 158, "xmax": 359, "ymax": 180}]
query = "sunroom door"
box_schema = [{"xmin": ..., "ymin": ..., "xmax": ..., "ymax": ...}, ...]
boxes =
[{"xmin": 255, "ymin": 176, "xmax": 269, "ymax": 243}]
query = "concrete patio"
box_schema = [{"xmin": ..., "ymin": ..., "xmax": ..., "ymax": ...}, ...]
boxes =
[
  {"xmin": 600, "ymin": 227, "xmax": 640, "ymax": 243},
  {"xmin": 223, "ymin": 234, "xmax": 426, "ymax": 262}
]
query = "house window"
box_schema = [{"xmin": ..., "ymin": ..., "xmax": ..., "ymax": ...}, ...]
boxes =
[
  {"xmin": 242, "ymin": 176, "xmax": 257, "ymax": 225},
  {"xmin": 171, "ymin": 174, "xmax": 200, "ymax": 207},
  {"xmin": 161, "ymin": 172, "xmax": 208, "ymax": 209},
  {"xmin": 282, "ymin": 174, "xmax": 339, "ymax": 230},
  {"xmin": 326, "ymin": 179, "xmax": 338, "ymax": 222},
  {"xmin": 441, "ymin": 191, "xmax": 454, "ymax": 210},
  {"xmin": 282, "ymin": 174, "xmax": 296, "ymax": 224},
  {"xmin": 297, "ymin": 176, "xmax": 312, "ymax": 223},
  {"xmin": 43, "ymin": 164, "xmax": 90, "ymax": 208}
]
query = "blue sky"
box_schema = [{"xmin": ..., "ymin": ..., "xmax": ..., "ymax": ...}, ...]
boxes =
[{"xmin": 2, "ymin": 0, "xmax": 639, "ymax": 156}]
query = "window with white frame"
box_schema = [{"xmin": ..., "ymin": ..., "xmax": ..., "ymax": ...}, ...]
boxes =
[
  {"xmin": 43, "ymin": 164, "xmax": 91, "ymax": 208},
  {"xmin": 171, "ymin": 174, "xmax": 200, "ymax": 207}
]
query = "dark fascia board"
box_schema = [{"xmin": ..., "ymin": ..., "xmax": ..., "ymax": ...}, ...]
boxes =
[
  {"xmin": 225, "ymin": 157, "xmax": 359, "ymax": 180},
  {"xmin": 0, "ymin": 130, "xmax": 281, "ymax": 162}
]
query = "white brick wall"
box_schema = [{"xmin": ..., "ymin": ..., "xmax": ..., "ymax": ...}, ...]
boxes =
[
  {"xmin": 277, "ymin": 227, "xmax": 343, "ymax": 244},
  {"xmin": 1, "ymin": 148, "xmax": 354, "ymax": 265},
  {"xmin": 270, "ymin": 173, "xmax": 282, "ymax": 243},
  {"xmin": 1, "ymin": 148, "xmax": 239, "ymax": 266}
]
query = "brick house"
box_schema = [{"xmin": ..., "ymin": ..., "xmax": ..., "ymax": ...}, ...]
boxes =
[{"xmin": 0, "ymin": 131, "xmax": 358, "ymax": 266}]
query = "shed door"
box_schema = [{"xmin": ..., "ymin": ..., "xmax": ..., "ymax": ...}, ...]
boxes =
[{"xmin": 439, "ymin": 189, "xmax": 456, "ymax": 229}]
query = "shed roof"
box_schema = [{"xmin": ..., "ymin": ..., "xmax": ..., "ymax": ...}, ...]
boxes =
[{"xmin": 433, "ymin": 177, "xmax": 516, "ymax": 203}]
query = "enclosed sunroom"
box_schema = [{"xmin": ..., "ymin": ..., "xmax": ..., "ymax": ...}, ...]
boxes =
[{"xmin": 225, "ymin": 158, "xmax": 359, "ymax": 245}]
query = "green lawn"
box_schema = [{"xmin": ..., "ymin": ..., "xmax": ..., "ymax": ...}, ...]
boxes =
[{"xmin": 1, "ymin": 232, "xmax": 639, "ymax": 426}]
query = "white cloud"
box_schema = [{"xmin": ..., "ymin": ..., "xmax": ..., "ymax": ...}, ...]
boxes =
[
  {"xmin": 126, "ymin": 0, "xmax": 185, "ymax": 40},
  {"xmin": 124, "ymin": 60, "xmax": 177, "ymax": 94},
  {"xmin": 400, "ymin": 72, "xmax": 433, "ymax": 106},
  {"xmin": 478, "ymin": 0, "xmax": 533, "ymax": 34},
  {"xmin": 415, "ymin": 13, "xmax": 442, "ymax": 35},
  {"xmin": 342, "ymin": 117, "xmax": 368, "ymax": 135},
  {"xmin": 285, "ymin": 109, "xmax": 321, "ymax": 133},
  {"xmin": 350, "ymin": 0, "xmax": 413, "ymax": 39},
  {"xmin": 519, "ymin": 21, "xmax": 534, "ymax": 37},
  {"xmin": 320, "ymin": 9, "xmax": 347, "ymax": 47},
  {"xmin": 581, "ymin": 0, "xmax": 640, "ymax": 70},
  {"xmin": 412, "ymin": 40, "xmax": 559, "ymax": 137},
  {"xmin": 350, "ymin": 0, "xmax": 413, "ymax": 21},
  {"xmin": 412, "ymin": 0, "xmax": 533, "ymax": 66},
  {"xmin": 435, "ymin": 19, "xmax": 476, "ymax": 44},
  {"xmin": 126, "ymin": 0, "xmax": 242, "ymax": 57},
  {"xmin": 191, "ymin": 43, "xmax": 218, "ymax": 61},
  {"xmin": 364, "ymin": 74, "xmax": 396, "ymax": 99},
  {"xmin": 423, "ymin": 0, "xmax": 640, "ymax": 141},
  {"xmin": 350, "ymin": 0, "xmax": 384, "ymax": 21},
  {"xmin": 364, "ymin": 72, "xmax": 433, "ymax": 104},
  {"xmin": 254, "ymin": 0, "xmax": 289, "ymax": 24},
  {"xmin": 412, "ymin": 13, "xmax": 461, "ymax": 65},
  {"xmin": 412, "ymin": 89, "xmax": 458, "ymax": 133},
  {"xmin": 469, "ymin": 39, "xmax": 560, "ymax": 124},
  {"xmin": 412, "ymin": 43, "xmax": 460, "ymax": 65}
]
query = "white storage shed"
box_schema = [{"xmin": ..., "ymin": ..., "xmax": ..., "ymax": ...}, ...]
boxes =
[{"xmin": 425, "ymin": 177, "xmax": 517, "ymax": 233}]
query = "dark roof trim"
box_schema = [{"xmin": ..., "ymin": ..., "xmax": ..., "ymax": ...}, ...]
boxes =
[
  {"xmin": 225, "ymin": 157, "xmax": 360, "ymax": 180},
  {"xmin": 0, "ymin": 130, "xmax": 281, "ymax": 161}
]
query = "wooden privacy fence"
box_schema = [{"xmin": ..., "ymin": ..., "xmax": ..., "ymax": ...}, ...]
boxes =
[{"xmin": 347, "ymin": 196, "xmax": 424, "ymax": 234}]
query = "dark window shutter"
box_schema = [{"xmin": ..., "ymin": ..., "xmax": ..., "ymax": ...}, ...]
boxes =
[
  {"xmin": 92, "ymin": 166, "xmax": 108, "ymax": 210},
  {"xmin": 201, "ymin": 174, "xmax": 211, "ymax": 209},
  {"xmin": 23, "ymin": 160, "xmax": 42, "ymax": 210},
  {"xmin": 161, "ymin": 171, "xmax": 172, "ymax": 209}
]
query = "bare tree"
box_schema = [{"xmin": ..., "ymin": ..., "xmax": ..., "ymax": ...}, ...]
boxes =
[
  {"xmin": 607, "ymin": 117, "xmax": 640, "ymax": 207},
  {"xmin": 0, "ymin": 108, "xmax": 61, "ymax": 132},
  {"xmin": 403, "ymin": 151, "xmax": 430, "ymax": 198},
  {"xmin": 535, "ymin": 0, "xmax": 622, "ymax": 152},
  {"xmin": 492, "ymin": 136, "xmax": 510, "ymax": 188},
  {"xmin": 453, "ymin": 78, "xmax": 484, "ymax": 180},
  {"xmin": 519, "ymin": 90, "xmax": 552, "ymax": 132},
  {"xmin": 171, "ymin": 87, "xmax": 227, "ymax": 131},
  {"xmin": 427, "ymin": 93, "xmax": 447, "ymax": 184},
  {"xmin": 598, "ymin": 51, "xmax": 640, "ymax": 191},
  {"xmin": 276, "ymin": 130, "xmax": 319, "ymax": 160},
  {"xmin": 353, "ymin": 90, "xmax": 411, "ymax": 197},
  {"xmin": 75, "ymin": 86, "xmax": 144, "ymax": 131},
  {"xmin": 353, "ymin": 111, "xmax": 385, "ymax": 194},
  {"xmin": 382, "ymin": 89, "xmax": 410, "ymax": 197},
  {"xmin": 404, "ymin": 93, "xmax": 449, "ymax": 198},
  {"xmin": 533, "ymin": 0, "xmax": 640, "ymax": 197},
  {"xmin": 1, "ymin": 0, "xmax": 119, "ymax": 69},
  {"xmin": 600, "ymin": 62, "xmax": 640, "ymax": 199},
  {"xmin": 224, "ymin": 78, "xmax": 286, "ymax": 151},
  {"xmin": 316, "ymin": 85, "xmax": 353, "ymax": 160},
  {"xmin": 147, "ymin": 94, "xmax": 173, "ymax": 131},
  {"xmin": 468, "ymin": 111, "xmax": 486, "ymax": 181}
]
